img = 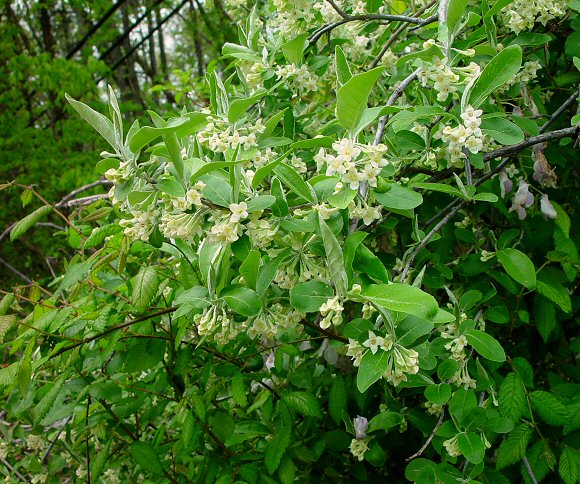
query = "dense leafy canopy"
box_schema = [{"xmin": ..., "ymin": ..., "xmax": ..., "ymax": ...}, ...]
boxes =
[{"xmin": 1, "ymin": 0, "xmax": 580, "ymax": 482}]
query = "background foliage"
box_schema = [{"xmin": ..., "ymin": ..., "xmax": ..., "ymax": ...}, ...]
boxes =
[{"xmin": 1, "ymin": 0, "xmax": 579, "ymax": 483}]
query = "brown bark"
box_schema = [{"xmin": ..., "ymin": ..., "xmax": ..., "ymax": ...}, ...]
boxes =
[{"xmin": 38, "ymin": 0, "xmax": 55, "ymax": 55}]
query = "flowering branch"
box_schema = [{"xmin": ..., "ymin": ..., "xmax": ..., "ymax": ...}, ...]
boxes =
[
  {"xmin": 406, "ymin": 409, "xmax": 445, "ymax": 461},
  {"xmin": 310, "ymin": 13, "xmax": 437, "ymax": 45}
]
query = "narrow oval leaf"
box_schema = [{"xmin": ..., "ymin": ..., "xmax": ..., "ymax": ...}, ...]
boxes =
[
  {"xmin": 457, "ymin": 432, "xmax": 485, "ymax": 464},
  {"xmin": 132, "ymin": 266, "xmax": 159, "ymax": 313},
  {"xmin": 129, "ymin": 442, "xmax": 164, "ymax": 476},
  {"xmin": 497, "ymin": 248, "xmax": 536, "ymax": 289},
  {"xmin": 289, "ymin": 280, "xmax": 334, "ymax": 313},
  {"xmin": 464, "ymin": 45, "xmax": 522, "ymax": 108},
  {"xmin": 357, "ymin": 350, "xmax": 390, "ymax": 393},
  {"xmin": 465, "ymin": 329, "xmax": 506, "ymax": 362},
  {"xmin": 361, "ymin": 283, "xmax": 439, "ymax": 320},
  {"xmin": 10, "ymin": 205, "xmax": 53, "ymax": 242},
  {"xmin": 222, "ymin": 286, "xmax": 262, "ymax": 317},
  {"xmin": 319, "ymin": 215, "xmax": 348, "ymax": 296},
  {"xmin": 373, "ymin": 184, "xmax": 423, "ymax": 210},
  {"xmin": 336, "ymin": 67, "xmax": 384, "ymax": 132}
]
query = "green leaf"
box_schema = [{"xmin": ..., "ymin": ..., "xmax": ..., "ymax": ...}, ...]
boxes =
[
  {"xmin": 336, "ymin": 67, "xmax": 384, "ymax": 132},
  {"xmin": 265, "ymin": 425, "xmax": 291, "ymax": 474},
  {"xmin": 191, "ymin": 160, "xmax": 242, "ymax": 182},
  {"xmin": 534, "ymin": 295, "xmax": 557, "ymax": 343},
  {"xmin": 367, "ymin": 412, "xmax": 403, "ymax": 432},
  {"xmin": 247, "ymin": 195, "xmax": 276, "ymax": 212},
  {"xmin": 497, "ymin": 248, "xmax": 536, "ymax": 290},
  {"xmin": 129, "ymin": 442, "xmax": 164, "ymax": 476},
  {"xmin": 0, "ymin": 363, "xmax": 18, "ymax": 387},
  {"xmin": 329, "ymin": 377, "xmax": 347, "ymax": 425},
  {"xmin": 361, "ymin": 283, "xmax": 439, "ymax": 320},
  {"xmin": 425, "ymin": 384, "xmax": 452, "ymax": 405},
  {"xmin": 221, "ymin": 286, "xmax": 262, "ymax": 317},
  {"xmin": 498, "ymin": 373, "xmax": 526, "ymax": 422},
  {"xmin": 319, "ymin": 215, "xmax": 348, "ymax": 296},
  {"xmin": 283, "ymin": 391, "xmax": 323, "ymax": 418},
  {"xmin": 290, "ymin": 137, "xmax": 334, "ymax": 150},
  {"xmin": 281, "ymin": 33, "xmax": 309, "ymax": 65},
  {"xmin": 373, "ymin": 184, "xmax": 423, "ymax": 210},
  {"xmin": 335, "ymin": 45, "xmax": 352, "ymax": 86},
  {"xmin": 240, "ymin": 250, "xmax": 260, "ymax": 290},
  {"xmin": 228, "ymin": 90, "xmax": 266, "ymax": 123},
  {"xmin": 354, "ymin": 245, "xmax": 390, "ymax": 284},
  {"xmin": 449, "ymin": 388, "xmax": 477, "ymax": 428},
  {"xmin": 175, "ymin": 286, "xmax": 210, "ymax": 308},
  {"xmin": 396, "ymin": 315, "xmax": 434, "ymax": 346},
  {"xmin": 201, "ymin": 171, "xmax": 233, "ymax": 207},
  {"xmin": 536, "ymin": 269, "xmax": 571, "ymax": 313},
  {"xmin": 256, "ymin": 250, "xmax": 290, "ymax": 297},
  {"xmin": 273, "ymin": 162, "xmax": 314, "ymax": 203},
  {"xmin": 10, "ymin": 205, "xmax": 53, "ymax": 242},
  {"xmin": 191, "ymin": 394, "xmax": 206, "ymax": 422},
  {"xmin": 413, "ymin": 182, "xmax": 463, "ymax": 197},
  {"xmin": 509, "ymin": 32, "xmax": 552, "ymax": 46},
  {"xmin": 90, "ymin": 440, "xmax": 111, "ymax": 481},
  {"xmin": 496, "ymin": 423, "xmax": 532, "ymax": 469},
  {"xmin": 84, "ymin": 224, "xmax": 122, "ymax": 249},
  {"xmin": 357, "ymin": 350, "xmax": 390, "ymax": 393},
  {"xmin": 344, "ymin": 232, "xmax": 368, "ymax": 285},
  {"xmin": 463, "ymin": 45, "xmax": 523, "ymax": 108},
  {"xmin": 278, "ymin": 456, "xmax": 296, "ymax": 484},
  {"xmin": 34, "ymin": 377, "xmax": 65, "ymax": 426},
  {"xmin": 559, "ymin": 448, "xmax": 579, "ymax": 484},
  {"xmin": 458, "ymin": 432, "xmax": 485, "ymax": 464},
  {"xmin": 66, "ymin": 94, "xmax": 116, "ymax": 148},
  {"xmin": 157, "ymin": 176, "xmax": 186, "ymax": 197},
  {"xmin": 481, "ymin": 117, "xmax": 525, "ymax": 145},
  {"xmin": 484, "ymin": 416, "xmax": 514, "ymax": 434},
  {"xmin": 128, "ymin": 113, "xmax": 208, "ymax": 153},
  {"xmin": 132, "ymin": 266, "xmax": 159, "ymax": 313},
  {"xmin": 465, "ymin": 329, "xmax": 506, "ymax": 362},
  {"xmin": 530, "ymin": 391, "xmax": 570, "ymax": 426},
  {"xmin": 289, "ymin": 280, "xmax": 334, "ymax": 313},
  {"xmin": 231, "ymin": 372, "xmax": 248, "ymax": 407}
]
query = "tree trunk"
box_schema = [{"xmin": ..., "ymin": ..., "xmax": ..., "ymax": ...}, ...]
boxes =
[
  {"xmin": 147, "ymin": 7, "xmax": 158, "ymax": 81},
  {"xmin": 155, "ymin": 5, "xmax": 167, "ymax": 77},
  {"xmin": 38, "ymin": 0, "xmax": 55, "ymax": 55}
]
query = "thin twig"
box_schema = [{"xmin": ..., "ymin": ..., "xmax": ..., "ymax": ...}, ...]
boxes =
[
  {"xmin": 310, "ymin": 13, "xmax": 435, "ymax": 45},
  {"xmin": 56, "ymin": 179, "xmax": 112, "ymax": 208},
  {"xmin": 522, "ymin": 456, "xmax": 538, "ymax": 484},
  {"xmin": 85, "ymin": 397, "xmax": 91, "ymax": 484},
  {"xmin": 42, "ymin": 416, "xmax": 73, "ymax": 464},
  {"xmin": 406, "ymin": 409, "xmax": 445, "ymax": 461},
  {"xmin": 540, "ymin": 85, "xmax": 579, "ymax": 132},
  {"xmin": 350, "ymin": 68, "xmax": 422, "ymax": 231},
  {"xmin": 0, "ymin": 456, "xmax": 28, "ymax": 482},
  {"xmin": 423, "ymin": 126, "xmax": 579, "ymax": 228},
  {"xmin": 370, "ymin": 0, "xmax": 437, "ymax": 68},
  {"xmin": 50, "ymin": 307, "xmax": 177, "ymax": 358},
  {"xmin": 57, "ymin": 193, "xmax": 110, "ymax": 208},
  {"xmin": 400, "ymin": 203, "xmax": 463, "ymax": 281},
  {"xmin": 481, "ymin": 126, "xmax": 578, "ymax": 162},
  {"xmin": 0, "ymin": 257, "xmax": 33, "ymax": 284}
]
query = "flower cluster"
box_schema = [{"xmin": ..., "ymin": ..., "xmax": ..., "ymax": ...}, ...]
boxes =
[
  {"xmin": 276, "ymin": 63, "xmax": 318, "ymax": 97},
  {"xmin": 346, "ymin": 330, "xmax": 420, "ymax": 386},
  {"xmin": 198, "ymin": 118, "xmax": 264, "ymax": 154},
  {"xmin": 502, "ymin": 0, "xmax": 566, "ymax": 33},
  {"xmin": 315, "ymin": 139, "xmax": 389, "ymax": 192},
  {"xmin": 319, "ymin": 296, "xmax": 344, "ymax": 329},
  {"xmin": 437, "ymin": 106, "xmax": 488, "ymax": 167},
  {"xmin": 348, "ymin": 415, "xmax": 370, "ymax": 460}
]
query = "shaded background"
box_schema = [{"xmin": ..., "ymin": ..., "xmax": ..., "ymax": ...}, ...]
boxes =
[{"xmin": 0, "ymin": 0, "xmax": 237, "ymax": 285}]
